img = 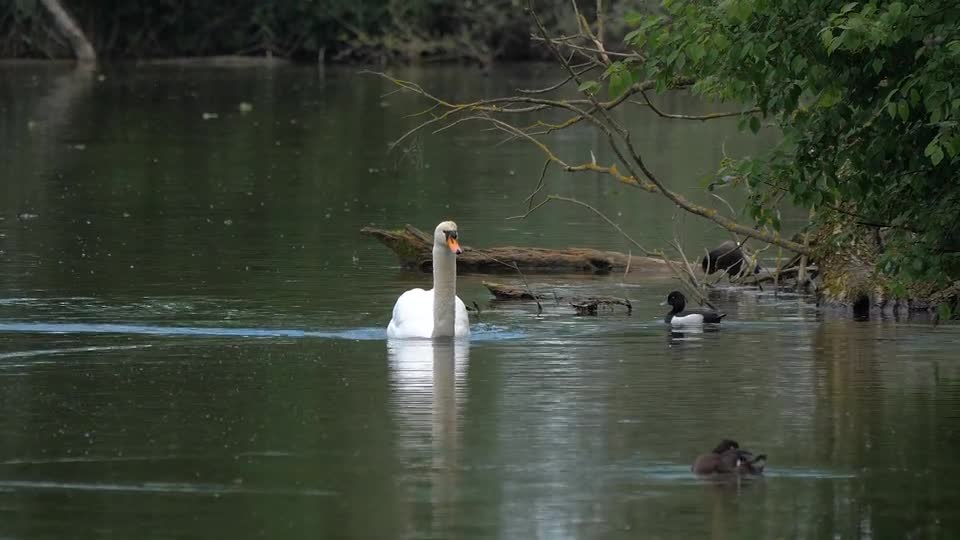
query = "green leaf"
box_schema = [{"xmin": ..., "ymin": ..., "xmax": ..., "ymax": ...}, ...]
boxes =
[
  {"xmin": 886, "ymin": 101, "xmax": 897, "ymax": 119},
  {"xmin": 898, "ymin": 100, "xmax": 909, "ymax": 121},
  {"xmin": 909, "ymin": 89, "xmax": 921, "ymax": 106},
  {"xmin": 712, "ymin": 33, "xmax": 730, "ymax": 50},
  {"xmin": 945, "ymin": 136, "xmax": 960, "ymax": 159},
  {"xmin": 608, "ymin": 71, "xmax": 632, "ymax": 98},
  {"xmin": 930, "ymin": 145, "xmax": 944, "ymax": 166},
  {"xmin": 687, "ymin": 42, "xmax": 705, "ymax": 62},
  {"xmin": 791, "ymin": 54, "xmax": 807, "ymax": 74},
  {"xmin": 937, "ymin": 302, "xmax": 953, "ymax": 321},
  {"xmin": 625, "ymin": 10, "xmax": 644, "ymax": 27},
  {"xmin": 749, "ymin": 115, "xmax": 761, "ymax": 133},
  {"xmin": 819, "ymin": 28, "xmax": 834, "ymax": 49},
  {"xmin": 828, "ymin": 33, "xmax": 844, "ymax": 54},
  {"xmin": 841, "ymin": 2, "xmax": 859, "ymax": 14},
  {"xmin": 578, "ymin": 80, "xmax": 601, "ymax": 95},
  {"xmin": 817, "ymin": 88, "xmax": 842, "ymax": 108}
]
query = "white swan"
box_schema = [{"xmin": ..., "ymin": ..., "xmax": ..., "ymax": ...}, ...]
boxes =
[{"xmin": 386, "ymin": 221, "xmax": 470, "ymax": 339}]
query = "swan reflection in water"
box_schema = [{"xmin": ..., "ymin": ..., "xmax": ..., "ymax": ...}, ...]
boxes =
[{"xmin": 387, "ymin": 338, "xmax": 470, "ymax": 529}]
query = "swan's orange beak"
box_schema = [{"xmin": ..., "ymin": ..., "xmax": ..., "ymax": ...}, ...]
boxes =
[{"xmin": 447, "ymin": 236, "xmax": 462, "ymax": 255}]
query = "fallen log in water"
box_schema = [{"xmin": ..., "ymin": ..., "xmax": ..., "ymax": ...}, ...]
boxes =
[
  {"xmin": 482, "ymin": 281, "xmax": 544, "ymax": 300},
  {"xmin": 482, "ymin": 281, "xmax": 631, "ymax": 316},
  {"xmin": 361, "ymin": 224, "xmax": 672, "ymax": 275},
  {"xmin": 569, "ymin": 296, "xmax": 632, "ymax": 316}
]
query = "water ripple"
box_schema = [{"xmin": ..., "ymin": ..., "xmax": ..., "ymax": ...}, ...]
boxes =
[
  {"xmin": 0, "ymin": 479, "xmax": 336, "ymax": 497},
  {"xmin": 0, "ymin": 321, "xmax": 522, "ymax": 341}
]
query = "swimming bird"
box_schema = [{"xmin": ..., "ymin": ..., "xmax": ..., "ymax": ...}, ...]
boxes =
[
  {"xmin": 387, "ymin": 221, "xmax": 470, "ymax": 339},
  {"xmin": 692, "ymin": 439, "xmax": 767, "ymax": 475},
  {"xmin": 701, "ymin": 241, "xmax": 761, "ymax": 278},
  {"xmin": 662, "ymin": 290, "xmax": 726, "ymax": 325}
]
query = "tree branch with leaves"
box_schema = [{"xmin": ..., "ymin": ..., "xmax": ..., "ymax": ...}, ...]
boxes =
[{"xmin": 369, "ymin": 0, "xmax": 812, "ymax": 260}]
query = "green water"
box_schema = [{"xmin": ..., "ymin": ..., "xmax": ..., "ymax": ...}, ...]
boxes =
[{"xmin": 1, "ymin": 63, "xmax": 959, "ymax": 539}]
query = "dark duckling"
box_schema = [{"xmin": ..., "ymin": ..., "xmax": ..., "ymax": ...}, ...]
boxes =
[
  {"xmin": 692, "ymin": 439, "xmax": 767, "ymax": 475},
  {"xmin": 663, "ymin": 291, "xmax": 726, "ymax": 325},
  {"xmin": 701, "ymin": 241, "xmax": 761, "ymax": 278}
]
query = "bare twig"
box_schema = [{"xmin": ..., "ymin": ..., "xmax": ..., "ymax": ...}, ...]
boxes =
[
  {"xmin": 669, "ymin": 238, "xmax": 702, "ymax": 290},
  {"xmin": 526, "ymin": 159, "xmax": 552, "ymax": 210},
  {"xmin": 529, "ymin": 36, "xmax": 636, "ymax": 60},
  {"xmin": 369, "ymin": 1, "xmax": 813, "ymax": 259},
  {"xmin": 667, "ymin": 239, "xmax": 717, "ymax": 309},
  {"xmin": 508, "ymin": 194, "xmax": 654, "ymax": 256},
  {"xmin": 595, "ymin": 0, "xmax": 605, "ymax": 44},
  {"xmin": 631, "ymin": 89, "xmax": 760, "ymax": 121},
  {"xmin": 517, "ymin": 65, "xmax": 597, "ymax": 95},
  {"xmin": 509, "ymin": 261, "xmax": 543, "ymax": 315},
  {"xmin": 508, "ymin": 193, "xmax": 713, "ymax": 308},
  {"xmin": 526, "ymin": 2, "xmax": 812, "ymax": 256},
  {"xmin": 479, "ymin": 254, "xmax": 544, "ymax": 315},
  {"xmin": 446, "ymin": 114, "xmax": 658, "ymax": 192}
]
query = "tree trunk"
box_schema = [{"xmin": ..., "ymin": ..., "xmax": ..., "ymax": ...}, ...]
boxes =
[{"xmin": 39, "ymin": 0, "xmax": 96, "ymax": 64}]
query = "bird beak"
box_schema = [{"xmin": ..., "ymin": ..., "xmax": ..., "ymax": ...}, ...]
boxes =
[
  {"xmin": 447, "ymin": 236, "xmax": 462, "ymax": 255},
  {"xmin": 659, "ymin": 300, "xmax": 667, "ymax": 306}
]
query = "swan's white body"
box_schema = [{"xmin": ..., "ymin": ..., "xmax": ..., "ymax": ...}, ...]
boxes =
[
  {"xmin": 387, "ymin": 221, "xmax": 470, "ymax": 339},
  {"xmin": 387, "ymin": 288, "xmax": 470, "ymax": 338}
]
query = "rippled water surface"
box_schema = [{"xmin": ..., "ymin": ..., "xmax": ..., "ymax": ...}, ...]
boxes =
[{"xmin": 2, "ymin": 63, "xmax": 960, "ymax": 539}]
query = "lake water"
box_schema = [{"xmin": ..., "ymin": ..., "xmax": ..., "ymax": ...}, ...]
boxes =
[{"xmin": 1, "ymin": 63, "xmax": 959, "ymax": 539}]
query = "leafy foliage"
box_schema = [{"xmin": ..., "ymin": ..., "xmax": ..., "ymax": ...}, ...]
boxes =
[{"xmin": 613, "ymin": 0, "xmax": 960, "ymax": 287}]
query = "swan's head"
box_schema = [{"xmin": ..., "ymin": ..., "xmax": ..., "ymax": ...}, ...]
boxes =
[{"xmin": 434, "ymin": 221, "xmax": 462, "ymax": 255}]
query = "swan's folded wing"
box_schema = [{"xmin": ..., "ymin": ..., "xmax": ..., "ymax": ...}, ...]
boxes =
[
  {"xmin": 387, "ymin": 288, "xmax": 434, "ymax": 338},
  {"xmin": 455, "ymin": 296, "xmax": 471, "ymax": 337}
]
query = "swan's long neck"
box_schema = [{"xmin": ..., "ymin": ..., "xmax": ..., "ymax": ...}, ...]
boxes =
[{"xmin": 432, "ymin": 244, "xmax": 457, "ymax": 337}]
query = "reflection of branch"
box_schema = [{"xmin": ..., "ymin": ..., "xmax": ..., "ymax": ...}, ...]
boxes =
[{"xmin": 39, "ymin": 0, "xmax": 96, "ymax": 63}]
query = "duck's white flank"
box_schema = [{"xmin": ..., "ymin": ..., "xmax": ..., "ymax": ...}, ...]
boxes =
[{"xmin": 670, "ymin": 313, "xmax": 705, "ymax": 326}]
